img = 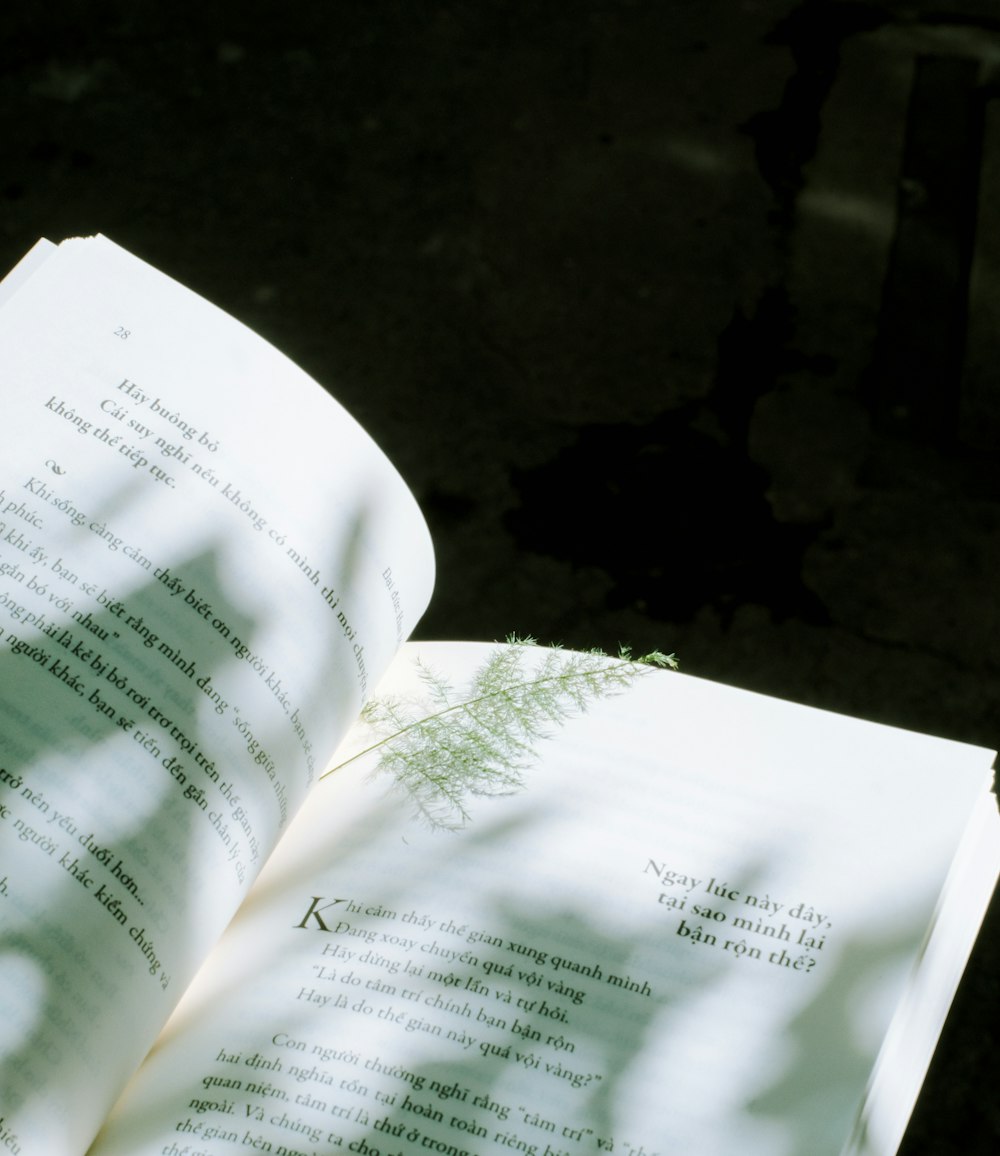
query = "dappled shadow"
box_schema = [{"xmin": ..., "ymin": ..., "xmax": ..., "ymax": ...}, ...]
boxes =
[
  {"xmin": 1, "ymin": 456, "xmax": 400, "ymax": 1153},
  {"xmin": 1, "ymin": 539, "xmax": 262, "ymax": 1147},
  {"xmin": 87, "ymin": 737, "xmax": 964, "ymax": 1156}
]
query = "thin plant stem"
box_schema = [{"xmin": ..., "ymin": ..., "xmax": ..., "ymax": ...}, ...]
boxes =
[{"xmin": 321, "ymin": 638, "xmax": 676, "ymax": 828}]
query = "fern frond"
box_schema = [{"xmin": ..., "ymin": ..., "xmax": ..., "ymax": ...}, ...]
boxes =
[{"xmin": 323, "ymin": 638, "xmax": 677, "ymax": 829}]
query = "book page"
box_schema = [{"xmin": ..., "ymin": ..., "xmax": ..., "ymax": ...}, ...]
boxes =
[
  {"xmin": 89, "ymin": 642, "xmax": 996, "ymax": 1156},
  {"xmin": 0, "ymin": 237, "xmax": 55, "ymax": 307},
  {"xmin": 846, "ymin": 789, "xmax": 1000, "ymax": 1155},
  {"xmin": 0, "ymin": 237, "xmax": 434, "ymax": 1155}
]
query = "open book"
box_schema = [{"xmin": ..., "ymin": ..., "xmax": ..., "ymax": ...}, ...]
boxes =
[{"xmin": 0, "ymin": 236, "xmax": 996, "ymax": 1156}]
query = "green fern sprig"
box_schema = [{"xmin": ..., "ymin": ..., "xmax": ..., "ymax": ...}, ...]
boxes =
[{"xmin": 323, "ymin": 636, "xmax": 677, "ymax": 829}]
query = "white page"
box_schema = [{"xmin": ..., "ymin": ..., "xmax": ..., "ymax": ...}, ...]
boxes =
[
  {"xmin": 90, "ymin": 642, "xmax": 996, "ymax": 1156},
  {"xmin": 0, "ymin": 237, "xmax": 56, "ymax": 307},
  {"xmin": 0, "ymin": 237, "xmax": 434, "ymax": 1155},
  {"xmin": 846, "ymin": 790, "xmax": 1000, "ymax": 1155}
]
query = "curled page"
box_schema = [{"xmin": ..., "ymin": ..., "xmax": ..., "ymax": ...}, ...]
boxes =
[{"xmin": 0, "ymin": 236, "xmax": 434, "ymax": 1155}]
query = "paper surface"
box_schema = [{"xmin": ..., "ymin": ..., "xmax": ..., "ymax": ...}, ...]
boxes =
[
  {"xmin": 91, "ymin": 642, "xmax": 996, "ymax": 1156},
  {"xmin": 0, "ymin": 236, "xmax": 434, "ymax": 1154}
]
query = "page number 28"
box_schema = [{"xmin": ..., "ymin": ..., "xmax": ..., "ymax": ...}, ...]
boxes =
[{"xmin": 113, "ymin": 325, "xmax": 131, "ymax": 340}]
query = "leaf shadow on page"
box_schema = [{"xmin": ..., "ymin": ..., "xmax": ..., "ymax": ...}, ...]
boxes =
[
  {"xmin": 0, "ymin": 480, "xmax": 379, "ymax": 1155},
  {"xmin": 89, "ymin": 800, "xmax": 717, "ymax": 1155},
  {"xmin": 0, "ymin": 547, "xmax": 259, "ymax": 1147},
  {"xmin": 85, "ymin": 770, "xmax": 932, "ymax": 1156},
  {"xmin": 745, "ymin": 916, "xmax": 940, "ymax": 1156}
]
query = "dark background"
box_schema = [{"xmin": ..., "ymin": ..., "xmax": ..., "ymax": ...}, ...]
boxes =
[{"xmin": 2, "ymin": 1, "xmax": 997, "ymax": 1150}]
